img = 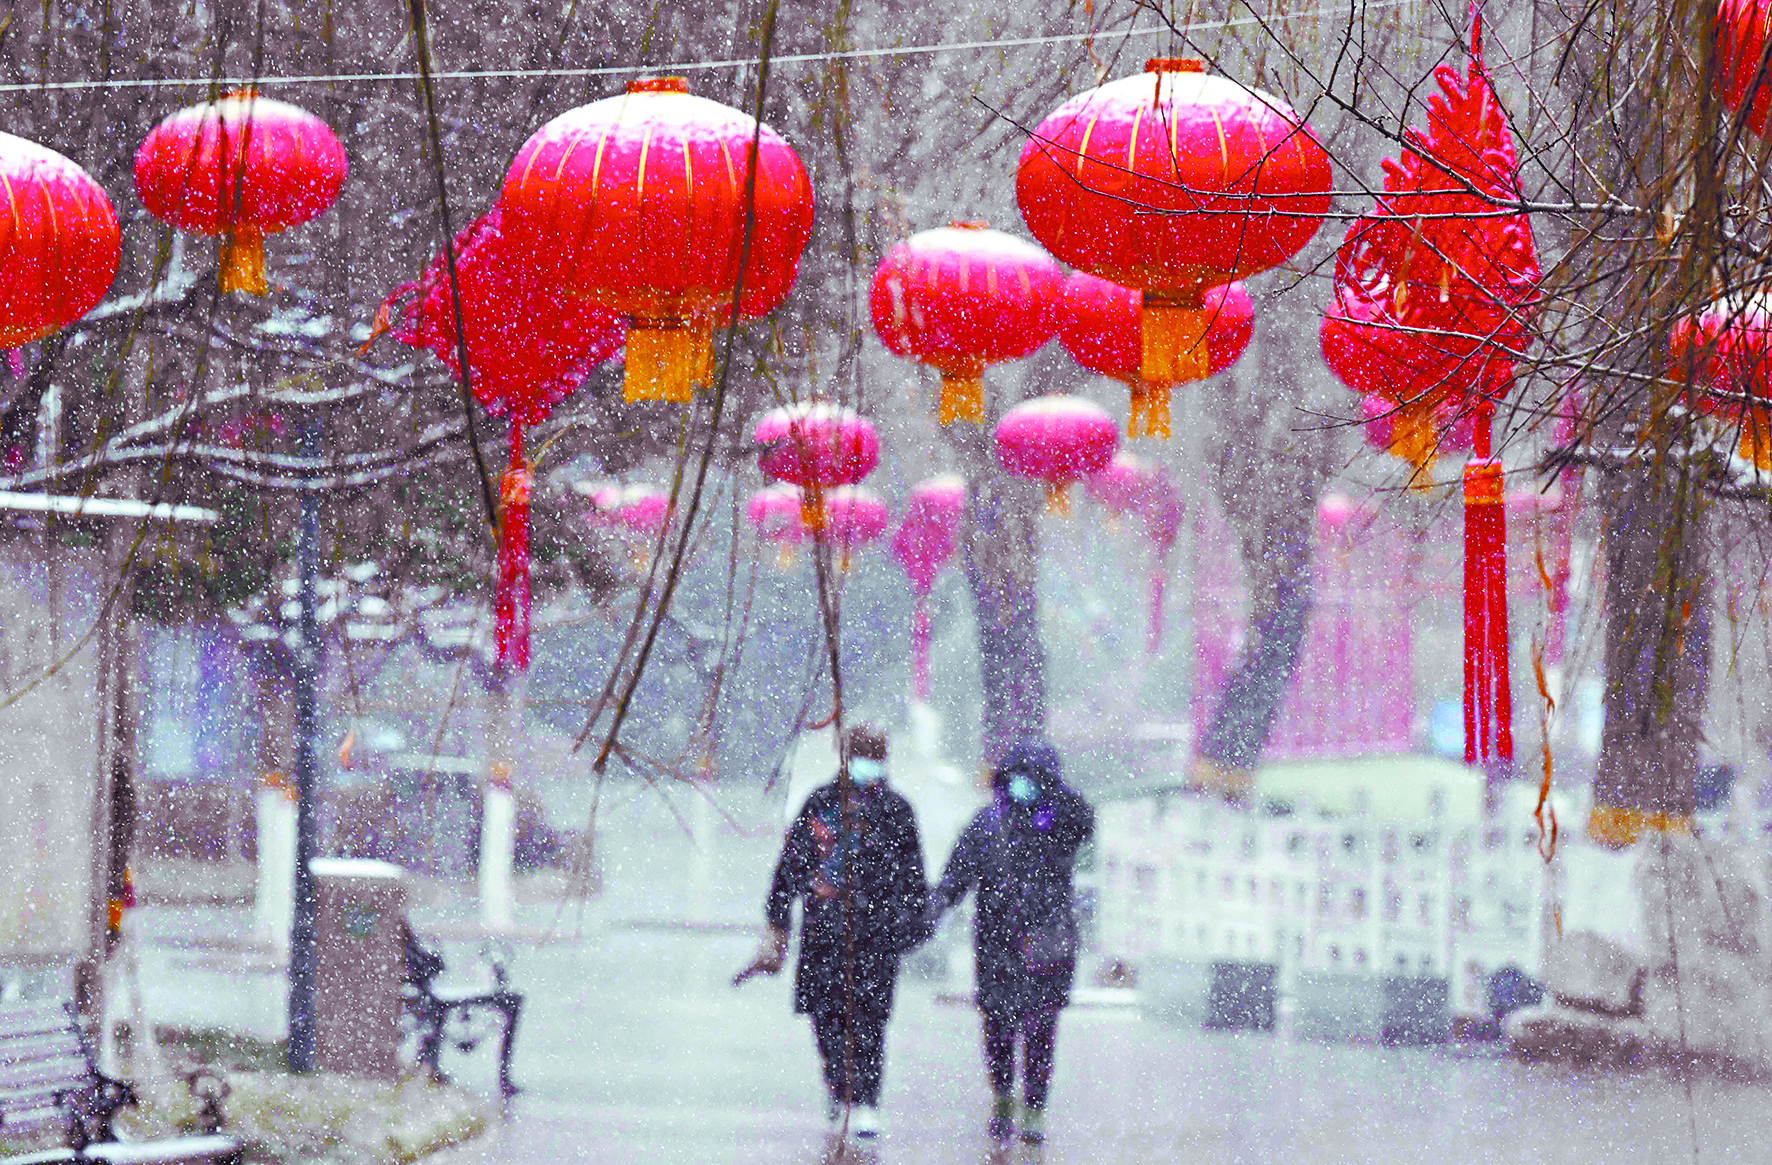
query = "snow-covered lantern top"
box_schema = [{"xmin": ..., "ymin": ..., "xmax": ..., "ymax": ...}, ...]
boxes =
[
  {"xmin": 869, "ymin": 223, "xmax": 1066, "ymax": 425},
  {"xmin": 995, "ymin": 395, "xmax": 1119, "ymax": 514}
]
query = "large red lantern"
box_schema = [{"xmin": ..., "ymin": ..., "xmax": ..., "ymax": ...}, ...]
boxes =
[
  {"xmin": 1322, "ymin": 11, "xmax": 1540, "ymax": 767},
  {"xmin": 498, "ymin": 77, "xmax": 814, "ymax": 404},
  {"xmin": 754, "ymin": 402, "xmax": 879, "ymax": 530},
  {"xmin": 376, "ymin": 208, "xmax": 623, "ymax": 670},
  {"xmin": 1669, "ymin": 293, "xmax": 1772, "ymax": 469},
  {"xmin": 869, "ymin": 223, "xmax": 1066, "ymax": 425},
  {"xmin": 0, "ymin": 132, "xmax": 120, "ymax": 349},
  {"xmin": 1017, "ymin": 59, "xmax": 1330, "ymax": 386},
  {"xmin": 995, "ymin": 395, "xmax": 1119, "ymax": 514},
  {"xmin": 892, "ymin": 474, "xmax": 967, "ymax": 699},
  {"xmin": 1060, "ymin": 273, "xmax": 1253, "ymax": 438},
  {"xmin": 135, "ymin": 93, "xmax": 346, "ymax": 295}
]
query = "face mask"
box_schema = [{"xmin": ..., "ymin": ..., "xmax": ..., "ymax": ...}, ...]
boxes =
[
  {"xmin": 1006, "ymin": 773, "xmax": 1039, "ymax": 804},
  {"xmin": 849, "ymin": 758, "xmax": 886, "ymax": 786}
]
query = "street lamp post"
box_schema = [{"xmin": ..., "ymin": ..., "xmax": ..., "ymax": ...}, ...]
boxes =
[{"xmin": 287, "ymin": 412, "xmax": 323, "ymax": 1072}]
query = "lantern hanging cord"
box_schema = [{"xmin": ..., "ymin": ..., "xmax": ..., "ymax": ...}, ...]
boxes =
[{"xmin": 0, "ymin": 0, "xmax": 1420, "ymax": 93}]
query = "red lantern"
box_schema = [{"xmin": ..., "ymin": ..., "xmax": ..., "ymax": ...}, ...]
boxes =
[
  {"xmin": 1358, "ymin": 393, "xmax": 1475, "ymax": 483},
  {"xmin": 754, "ymin": 402, "xmax": 879, "ymax": 529},
  {"xmin": 822, "ymin": 486, "xmax": 889, "ymax": 572},
  {"xmin": 869, "ymin": 223, "xmax": 1066, "ymax": 425},
  {"xmin": 1718, "ymin": 0, "xmax": 1772, "ymax": 135},
  {"xmin": 1018, "ymin": 59, "xmax": 1330, "ymax": 386},
  {"xmin": 1322, "ymin": 11, "xmax": 1540, "ymax": 767},
  {"xmin": 499, "ymin": 77, "xmax": 814, "ymax": 404},
  {"xmin": 892, "ymin": 474, "xmax": 968, "ymax": 700},
  {"xmin": 747, "ymin": 483, "xmax": 807, "ymax": 568},
  {"xmin": 1060, "ymin": 274, "xmax": 1253, "ymax": 439},
  {"xmin": 1669, "ymin": 294, "xmax": 1772, "ymax": 469},
  {"xmin": 135, "ymin": 93, "xmax": 346, "ymax": 295},
  {"xmin": 0, "ymin": 132, "xmax": 120, "ymax": 348},
  {"xmin": 995, "ymin": 396, "xmax": 1119, "ymax": 514},
  {"xmin": 376, "ymin": 208, "xmax": 622, "ymax": 671}
]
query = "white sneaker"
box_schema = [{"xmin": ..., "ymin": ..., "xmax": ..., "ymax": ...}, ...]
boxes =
[{"xmin": 850, "ymin": 1104, "xmax": 883, "ymax": 1138}]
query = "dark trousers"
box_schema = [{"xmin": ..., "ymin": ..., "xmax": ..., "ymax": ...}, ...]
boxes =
[
  {"xmin": 983, "ymin": 1007, "xmax": 1059, "ymax": 1110},
  {"xmin": 812, "ymin": 1008, "xmax": 886, "ymax": 1107}
]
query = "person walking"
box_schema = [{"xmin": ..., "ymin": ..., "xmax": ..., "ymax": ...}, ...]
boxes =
[
  {"xmin": 735, "ymin": 724, "xmax": 929, "ymax": 1140},
  {"xmin": 929, "ymin": 738, "xmax": 1094, "ymax": 1146}
]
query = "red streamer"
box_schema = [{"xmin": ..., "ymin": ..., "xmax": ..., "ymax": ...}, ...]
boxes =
[
  {"xmin": 495, "ymin": 424, "xmax": 532, "ymax": 672},
  {"xmin": 1463, "ymin": 439, "xmax": 1512, "ymax": 764},
  {"xmin": 911, "ymin": 596, "xmax": 932, "ymax": 700}
]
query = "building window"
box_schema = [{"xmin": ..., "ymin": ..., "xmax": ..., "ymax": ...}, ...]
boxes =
[
  {"xmin": 1350, "ymin": 887, "xmax": 1367, "ymax": 919},
  {"xmin": 1385, "ymin": 889, "xmax": 1401, "ymax": 923},
  {"xmin": 1419, "ymin": 895, "xmax": 1434, "ymax": 926},
  {"xmin": 1318, "ymin": 882, "xmax": 1333, "ymax": 913},
  {"xmin": 1342, "ymin": 831, "xmax": 1358, "ymax": 854},
  {"xmin": 1329, "ymin": 944, "xmax": 1342, "ymax": 964},
  {"xmin": 1355, "ymin": 947, "xmax": 1368, "ymax": 967},
  {"xmin": 1222, "ymin": 874, "xmax": 1235, "ymax": 899}
]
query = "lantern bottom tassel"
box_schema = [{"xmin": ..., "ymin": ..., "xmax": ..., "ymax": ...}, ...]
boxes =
[
  {"xmin": 1141, "ymin": 294, "xmax": 1210, "ymax": 387},
  {"xmin": 1387, "ymin": 397, "xmax": 1441, "ymax": 490},
  {"xmin": 1129, "ymin": 382, "xmax": 1173, "ymax": 440},
  {"xmin": 624, "ymin": 318, "xmax": 712, "ymax": 403},
  {"xmin": 937, "ymin": 371, "xmax": 985, "ymax": 426},
  {"xmin": 1463, "ymin": 459, "xmax": 1511, "ymax": 765},
  {"xmin": 495, "ymin": 425, "xmax": 533, "ymax": 672},
  {"xmin": 219, "ymin": 226, "xmax": 269, "ymax": 296},
  {"xmin": 1739, "ymin": 414, "xmax": 1772, "ymax": 472},
  {"xmin": 1042, "ymin": 482, "xmax": 1072, "ymax": 516}
]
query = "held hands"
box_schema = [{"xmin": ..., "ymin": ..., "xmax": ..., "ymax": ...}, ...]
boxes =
[{"xmin": 732, "ymin": 924, "xmax": 790, "ymax": 987}]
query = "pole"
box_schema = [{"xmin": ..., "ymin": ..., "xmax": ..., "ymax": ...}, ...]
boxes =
[{"xmin": 287, "ymin": 414, "xmax": 323, "ymax": 1071}]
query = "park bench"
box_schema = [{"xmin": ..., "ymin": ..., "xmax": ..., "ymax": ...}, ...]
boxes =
[
  {"xmin": 401, "ymin": 931, "xmax": 522, "ymax": 1099},
  {"xmin": 0, "ymin": 999, "xmax": 239, "ymax": 1165}
]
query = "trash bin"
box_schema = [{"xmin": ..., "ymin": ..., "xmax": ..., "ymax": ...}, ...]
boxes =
[{"xmin": 310, "ymin": 858, "xmax": 408, "ymax": 1078}]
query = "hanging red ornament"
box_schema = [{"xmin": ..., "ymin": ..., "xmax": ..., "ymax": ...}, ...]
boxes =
[
  {"xmin": 869, "ymin": 222, "xmax": 1066, "ymax": 425},
  {"xmin": 498, "ymin": 77, "xmax": 814, "ymax": 404},
  {"xmin": 1669, "ymin": 293, "xmax": 1772, "ymax": 470},
  {"xmin": 891, "ymin": 475, "xmax": 968, "ymax": 699},
  {"xmin": 1718, "ymin": 0, "xmax": 1772, "ymax": 135},
  {"xmin": 1324, "ymin": 6, "xmax": 1540, "ymax": 766},
  {"xmin": 1060, "ymin": 274, "xmax": 1254, "ymax": 439},
  {"xmin": 135, "ymin": 92, "xmax": 347, "ymax": 295},
  {"xmin": 376, "ymin": 208, "xmax": 623, "ymax": 671},
  {"xmin": 995, "ymin": 395, "xmax": 1120, "ymax": 515},
  {"xmin": 1017, "ymin": 58, "xmax": 1330, "ymax": 391},
  {"xmin": 754, "ymin": 401, "xmax": 879, "ymax": 531},
  {"xmin": 0, "ymin": 132, "xmax": 120, "ymax": 349}
]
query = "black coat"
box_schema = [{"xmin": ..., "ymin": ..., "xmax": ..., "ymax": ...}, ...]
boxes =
[
  {"xmin": 934, "ymin": 786, "xmax": 1094, "ymax": 1019},
  {"xmin": 766, "ymin": 780, "xmax": 929, "ymax": 1019}
]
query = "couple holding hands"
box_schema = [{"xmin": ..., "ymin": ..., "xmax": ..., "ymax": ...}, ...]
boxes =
[{"xmin": 736, "ymin": 724, "xmax": 1094, "ymax": 1146}]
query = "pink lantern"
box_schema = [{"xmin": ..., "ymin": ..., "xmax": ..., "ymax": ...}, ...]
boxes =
[
  {"xmin": 1085, "ymin": 452, "xmax": 1152, "ymax": 516},
  {"xmin": 822, "ymin": 486, "xmax": 889, "ymax": 571},
  {"xmin": 995, "ymin": 395, "xmax": 1120, "ymax": 513},
  {"xmin": 892, "ymin": 474, "xmax": 969, "ymax": 699},
  {"xmin": 747, "ymin": 483, "xmax": 806, "ymax": 568},
  {"xmin": 616, "ymin": 485, "xmax": 671, "ymax": 536},
  {"xmin": 579, "ymin": 481, "xmax": 624, "ymax": 526},
  {"xmin": 754, "ymin": 401, "xmax": 879, "ymax": 528}
]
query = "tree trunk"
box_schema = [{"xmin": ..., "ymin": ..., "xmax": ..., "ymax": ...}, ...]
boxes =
[
  {"xmin": 959, "ymin": 465, "xmax": 1048, "ymax": 770},
  {"xmin": 1590, "ymin": 459, "xmax": 1711, "ymax": 844}
]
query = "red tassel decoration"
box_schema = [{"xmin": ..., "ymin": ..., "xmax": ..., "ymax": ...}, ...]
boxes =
[
  {"xmin": 1147, "ymin": 564, "xmax": 1168, "ymax": 655},
  {"xmin": 495, "ymin": 424, "xmax": 533, "ymax": 672},
  {"xmin": 911, "ymin": 596, "xmax": 932, "ymax": 700},
  {"xmin": 1463, "ymin": 411, "xmax": 1511, "ymax": 763}
]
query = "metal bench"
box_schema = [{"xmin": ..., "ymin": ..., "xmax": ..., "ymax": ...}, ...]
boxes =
[
  {"xmin": 0, "ymin": 1000, "xmax": 239, "ymax": 1165},
  {"xmin": 401, "ymin": 932, "xmax": 522, "ymax": 1099}
]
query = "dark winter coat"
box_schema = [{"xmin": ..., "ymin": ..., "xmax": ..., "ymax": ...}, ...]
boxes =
[
  {"xmin": 766, "ymin": 779, "xmax": 930, "ymax": 1019},
  {"xmin": 934, "ymin": 773, "xmax": 1094, "ymax": 1020}
]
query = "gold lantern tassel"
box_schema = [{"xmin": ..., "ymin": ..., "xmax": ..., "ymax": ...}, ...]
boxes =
[
  {"xmin": 624, "ymin": 316, "xmax": 712, "ymax": 403},
  {"xmin": 1140, "ymin": 289, "xmax": 1211, "ymax": 437},
  {"xmin": 936, "ymin": 362, "xmax": 986, "ymax": 426},
  {"xmin": 1386, "ymin": 397, "xmax": 1442, "ymax": 491},
  {"xmin": 1042, "ymin": 482, "xmax": 1071, "ymax": 516},
  {"xmin": 220, "ymin": 225, "xmax": 269, "ymax": 295},
  {"xmin": 1739, "ymin": 412, "xmax": 1772, "ymax": 471}
]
